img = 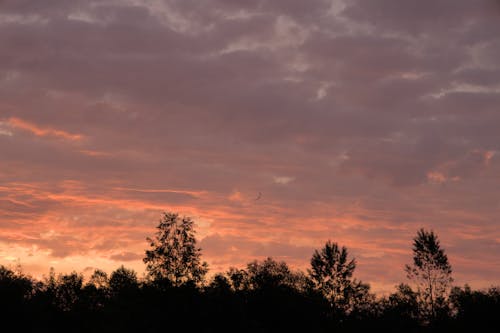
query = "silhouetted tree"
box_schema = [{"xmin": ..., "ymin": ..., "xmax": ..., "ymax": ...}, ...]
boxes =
[
  {"xmin": 377, "ymin": 283, "xmax": 420, "ymax": 332},
  {"xmin": 88, "ymin": 269, "xmax": 109, "ymax": 290},
  {"xmin": 309, "ymin": 240, "xmax": 357, "ymax": 313},
  {"xmin": 144, "ymin": 212, "xmax": 208, "ymax": 287},
  {"xmin": 0, "ymin": 265, "xmax": 33, "ymax": 308},
  {"xmin": 388, "ymin": 283, "xmax": 419, "ymax": 319},
  {"xmin": 246, "ymin": 257, "xmax": 297, "ymax": 290},
  {"xmin": 225, "ymin": 257, "xmax": 324, "ymax": 332},
  {"xmin": 226, "ymin": 267, "xmax": 249, "ymax": 291},
  {"xmin": 0, "ymin": 266, "xmax": 35, "ymax": 331},
  {"xmin": 109, "ymin": 266, "xmax": 138, "ymax": 294},
  {"xmin": 347, "ymin": 279, "xmax": 374, "ymax": 315},
  {"xmin": 449, "ymin": 285, "xmax": 500, "ymax": 332},
  {"xmin": 209, "ymin": 273, "xmax": 232, "ymax": 291},
  {"xmin": 82, "ymin": 269, "xmax": 109, "ymax": 311},
  {"xmin": 55, "ymin": 271, "xmax": 83, "ymax": 311},
  {"xmin": 3, "ymin": 231, "xmax": 498, "ymax": 333},
  {"xmin": 405, "ymin": 228, "xmax": 453, "ymax": 322}
]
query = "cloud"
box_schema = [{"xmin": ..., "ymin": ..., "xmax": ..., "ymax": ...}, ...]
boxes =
[
  {"xmin": 6, "ymin": 117, "xmax": 83, "ymax": 141},
  {"xmin": 273, "ymin": 176, "xmax": 295, "ymax": 185},
  {"xmin": 109, "ymin": 251, "xmax": 143, "ymax": 262},
  {"xmin": 0, "ymin": 0, "xmax": 499, "ymax": 292}
]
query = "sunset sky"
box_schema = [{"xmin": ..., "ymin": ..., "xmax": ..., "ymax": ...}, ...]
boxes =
[{"xmin": 1, "ymin": 0, "xmax": 500, "ymax": 293}]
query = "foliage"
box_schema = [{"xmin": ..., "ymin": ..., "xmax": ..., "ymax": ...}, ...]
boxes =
[
  {"xmin": 0, "ymin": 265, "xmax": 33, "ymax": 305},
  {"xmin": 88, "ymin": 269, "xmax": 109, "ymax": 290},
  {"xmin": 405, "ymin": 228, "xmax": 453, "ymax": 322},
  {"xmin": 449, "ymin": 285, "xmax": 500, "ymax": 332},
  {"xmin": 0, "ymin": 260, "xmax": 496, "ymax": 333},
  {"xmin": 309, "ymin": 240, "xmax": 358, "ymax": 313},
  {"xmin": 144, "ymin": 212, "xmax": 208, "ymax": 286},
  {"xmin": 387, "ymin": 283, "xmax": 419, "ymax": 320},
  {"xmin": 83, "ymin": 269, "xmax": 110, "ymax": 311},
  {"xmin": 109, "ymin": 265, "xmax": 139, "ymax": 294},
  {"xmin": 0, "ymin": 222, "xmax": 496, "ymax": 332},
  {"xmin": 377, "ymin": 283, "xmax": 420, "ymax": 331},
  {"xmin": 226, "ymin": 267, "xmax": 250, "ymax": 291},
  {"xmin": 54, "ymin": 271, "xmax": 84, "ymax": 311},
  {"xmin": 208, "ymin": 273, "xmax": 232, "ymax": 292},
  {"xmin": 246, "ymin": 257, "xmax": 298, "ymax": 290}
]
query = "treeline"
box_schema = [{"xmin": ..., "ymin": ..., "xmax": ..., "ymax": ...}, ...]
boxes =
[{"xmin": 1, "ymin": 212, "xmax": 499, "ymax": 332}]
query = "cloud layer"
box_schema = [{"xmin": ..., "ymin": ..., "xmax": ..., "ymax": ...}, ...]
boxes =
[{"xmin": 1, "ymin": 0, "xmax": 499, "ymax": 292}]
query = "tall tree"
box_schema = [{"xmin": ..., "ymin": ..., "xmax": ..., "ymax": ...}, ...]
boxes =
[
  {"xmin": 144, "ymin": 211, "xmax": 208, "ymax": 286},
  {"xmin": 405, "ymin": 228, "xmax": 453, "ymax": 321},
  {"xmin": 309, "ymin": 240, "xmax": 357, "ymax": 313}
]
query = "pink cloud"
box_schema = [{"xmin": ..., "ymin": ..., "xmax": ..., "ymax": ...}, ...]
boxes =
[
  {"xmin": 6, "ymin": 117, "xmax": 83, "ymax": 141},
  {"xmin": 0, "ymin": 0, "xmax": 499, "ymax": 292}
]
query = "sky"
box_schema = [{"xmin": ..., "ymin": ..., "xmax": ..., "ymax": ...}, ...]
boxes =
[{"xmin": 1, "ymin": 0, "xmax": 500, "ymax": 293}]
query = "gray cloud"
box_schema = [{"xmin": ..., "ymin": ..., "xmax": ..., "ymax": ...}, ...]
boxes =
[{"xmin": 1, "ymin": 0, "xmax": 499, "ymax": 291}]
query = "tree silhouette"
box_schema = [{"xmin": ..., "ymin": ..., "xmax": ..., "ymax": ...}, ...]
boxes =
[
  {"xmin": 388, "ymin": 283, "xmax": 419, "ymax": 319},
  {"xmin": 405, "ymin": 228, "xmax": 453, "ymax": 322},
  {"xmin": 143, "ymin": 211, "xmax": 208, "ymax": 286},
  {"xmin": 450, "ymin": 285, "xmax": 500, "ymax": 332},
  {"xmin": 1, "ymin": 237, "xmax": 498, "ymax": 332},
  {"xmin": 226, "ymin": 267, "xmax": 249, "ymax": 291},
  {"xmin": 309, "ymin": 240, "xmax": 357, "ymax": 313},
  {"xmin": 82, "ymin": 269, "xmax": 109, "ymax": 311},
  {"xmin": 0, "ymin": 265, "xmax": 33, "ymax": 309},
  {"xmin": 109, "ymin": 266, "xmax": 138, "ymax": 294},
  {"xmin": 208, "ymin": 273, "xmax": 232, "ymax": 292},
  {"xmin": 246, "ymin": 257, "xmax": 296, "ymax": 290},
  {"xmin": 54, "ymin": 271, "xmax": 83, "ymax": 311},
  {"xmin": 88, "ymin": 269, "xmax": 109, "ymax": 290}
]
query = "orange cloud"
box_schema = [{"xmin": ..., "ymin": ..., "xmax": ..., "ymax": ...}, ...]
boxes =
[
  {"xmin": 6, "ymin": 117, "xmax": 83, "ymax": 141},
  {"xmin": 112, "ymin": 187, "xmax": 207, "ymax": 198},
  {"xmin": 79, "ymin": 150, "xmax": 112, "ymax": 157}
]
